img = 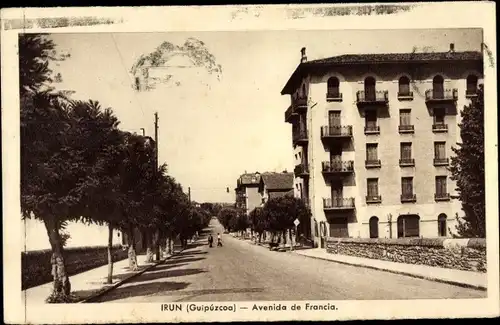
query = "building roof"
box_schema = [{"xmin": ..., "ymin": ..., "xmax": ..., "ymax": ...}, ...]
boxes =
[
  {"xmin": 281, "ymin": 50, "xmax": 483, "ymax": 94},
  {"xmin": 261, "ymin": 172, "xmax": 294, "ymax": 191},
  {"xmin": 237, "ymin": 172, "xmax": 261, "ymax": 187}
]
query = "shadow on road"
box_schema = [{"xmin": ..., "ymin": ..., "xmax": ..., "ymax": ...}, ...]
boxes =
[
  {"xmin": 92, "ymin": 281, "xmax": 190, "ymax": 302},
  {"xmin": 151, "ymin": 263, "xmax": 189, "ymax": 271},
  {"xmin": 125, "ymin": 268, "xmax": 207, "ymax": 284},
  {"xmin": 166, "ymin": 257, "xmax": 206, "ymax": 264}
]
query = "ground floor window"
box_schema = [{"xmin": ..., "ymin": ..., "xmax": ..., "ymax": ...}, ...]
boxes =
[
  {"xmin": 438, "ymin": 213, "xmax": 447, "ymax": 237},
  {"xmin": 397, "ymin": 214, "xmax": 420, "ymax": 238},
  {"xmin": 329, "ymin": 218, "xmax": 349, "ymax": 238},
  {"xmin": 369, "ymin": 216, "xmax": 379, "ymax": 238}
]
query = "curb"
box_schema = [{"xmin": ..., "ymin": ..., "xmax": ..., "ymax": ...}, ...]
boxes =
[
  {"xmin": 78, "ymin": 250, "xmax": 183, "ymax": 303},
  {"xmin": 291, "ymin": 252, "xmax": 487, "ymax": 292}
]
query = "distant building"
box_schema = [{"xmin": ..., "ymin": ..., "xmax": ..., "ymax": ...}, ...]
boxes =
[
  {"xmin": 258, "ymin": 171, "xmax": 295, "ymax": 205},
  {"xmin": 235, "ymin": 172, "xmax": 262, "ymax": 215},
  {"xmin": 281, "ymin": 44, "xmax": 483, "ymax": 246}
]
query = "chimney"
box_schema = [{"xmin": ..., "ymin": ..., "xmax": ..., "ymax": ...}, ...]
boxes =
[
  {"xmin": 300, "ymin": 47, "xmax": 307, "ymax": 63},
  {"xmin": 449, "ymin": 43, "xmax": 455, "ymax": 53}
]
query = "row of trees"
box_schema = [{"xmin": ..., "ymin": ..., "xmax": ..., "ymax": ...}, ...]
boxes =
[
  {"xmin": 20, "ymin": 34, "xmax": 211, "ymax": 302},
  {"xmin": 217, "ymin": 196, "xmax": 311, "ymax": 245}
]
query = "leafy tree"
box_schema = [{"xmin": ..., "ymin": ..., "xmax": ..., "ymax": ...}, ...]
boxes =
[
  {"xmin": 217, "ymin": 207, "xmax": 238, "ymax": 232},
  {"xmin": 450, "ymin": 84, "xmax": 485, "ymax": 238},
  {"xmin": 261, "ymin": 196, "xmax": 311, "ymax": 247},
  {"xmin": 249, "ymin": 207, "xmax": 267, "ymax": 242}
]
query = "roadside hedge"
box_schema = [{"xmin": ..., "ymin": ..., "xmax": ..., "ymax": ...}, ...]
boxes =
[{"xmin": 22, "ymin": 245, "xmax": 128, "ymax": 290}]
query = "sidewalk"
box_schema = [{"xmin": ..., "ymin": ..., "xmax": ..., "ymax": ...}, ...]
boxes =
[
  {"xmin": 292, "ymin": 248, "xmax": 487, "ymax": 291},
  {"xmin": 22, "ymin": 252, "xmax": 175, "ymax": 304}
]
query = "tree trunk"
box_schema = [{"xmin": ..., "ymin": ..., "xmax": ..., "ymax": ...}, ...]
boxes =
[
  {"xmin": 106, "ymin": 223, "xmax": 114, "ymax": 284},
  {"xmin": 127, "ymin": 228, "xmax": 138, "ymax": 271},
  {"xmin": 145, "ymin": 230, "xmax": 154, "ymax": 263},
  {"xmin": 44, "ymin": 218, "xmax": 71, "ymax": 297},
  {"xmin": 167, "ymin": 236, "xmax": 173, "ymax": 255},
  {"xmin": 289, "ymin": 229, "xmax": 294, "ymax": 251},
  {"xmin": 154, "ymin": 229, "xmax": 161, "ymax": 262}
]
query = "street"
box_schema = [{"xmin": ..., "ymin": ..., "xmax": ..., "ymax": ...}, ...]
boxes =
[{"xmin": 94, "ymin": 218, "xmax": 484, "ymax": 302}]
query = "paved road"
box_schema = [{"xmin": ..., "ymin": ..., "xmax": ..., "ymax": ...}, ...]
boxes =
[{"xmin": 95, "ymin": 219, "xmax": 485, "ymax": 302}]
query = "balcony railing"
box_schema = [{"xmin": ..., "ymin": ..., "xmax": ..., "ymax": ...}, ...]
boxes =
[
  {"xmin": 292, "ymin": 129, "xmax": 308, "ymax": 145},
  {"xmin": 284, "ymin": 105, "xmax": 298, "ymax": 123},
  {"xmin": 321, "ymin": 160, "xmax": 354, "ymax": 174},
  {"xmin": 364, "ymin": 125, "xmax": 380, "ymax": 135},
  {"xmin": 401, "ymin": 193, "xmax": 417, "ymax": 203},
  {"xmin": 466, "ymin": 89, "xmax": 478, "ymax": 98},
  {"xmin": 366, "ymin": 195, "xmax": 382, "ymax": 204},
  {"xmin": 326, "ymin": 91, "xmax": 343, "ymax": 102},
  {"xmin": 292, "ymin": 97, "xmax": 308, "ymax": 112},
  {"xmin": 434, "ymin": 157, "xmax": 449, "ymax": 166},
  {"xmin": 356, "ymin": 90, "xmax": 389, "ymax": 104},
  {"xmin": 398, "ymin": 91, "xmax": 414, "ymax": 100},
  {"xmin": 323, "ymin": 197, "xmax": 355, "ymax": 210},
  {"xmin": 320, "ymin": 125, "xmax": 353, "ymax": 139},
  {"xmin": 399, "ymin": 158, "xmax": 415, "ymax": 167},
  {"xmin": 365, "ymin": 159, "xmax": 381, "ymax": 168},
  {"xmin": 432, "ymin": 123, "xmax": 448, "ymax": 133},
  {"xmin": 294, "ymin": 163, "xmax": 310, "ymax": 177},
  {"xmin": 398, "ymin": 125, "xmax": 415, "ymax": 133},
  {"xmin": 425, "ymin": 89, "xmax": 458, "ymax": 102},
  {"xmin": 435, "ymin": 193, "xmax": 451, "ymax": 201}
]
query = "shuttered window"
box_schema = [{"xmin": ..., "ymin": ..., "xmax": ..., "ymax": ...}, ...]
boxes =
[
  {"xmin": 435, "ymin": 176, "xmax": 447, "ymax": 195},
  {"xmin": 399, "ymin": 109, "xmax": 411, "ymax": 126},
  {"xmin": 401, "ymin": 177, "xmax": 413, "ymax": 196},
  {"xmin": 434, "ymin": 142, "xmax": 446, "ymax": 159},
  {"xmin": 366, "ymin": 144, "xmax": 378, "ymax": 161},
  {"xmin": 367, "ymin": 178, "xmax": 379, "ymax": 197},
  {"xmin": 400, "ymin": 143, "xmax": 412, "ymax": 160}
]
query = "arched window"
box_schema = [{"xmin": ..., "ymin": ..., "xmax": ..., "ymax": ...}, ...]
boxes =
[
  {"xmin": 466, "ymin": 75, "xmax": 478, "ymax": 96},
  {"xmin": 399, "ymin": 76, "xmax": 410, "ymax": 96},
  {"xmin": 369, "ymin": 216, "xmax": 379, "ymax": 238},
  {"xmin": 397, "ymin": 214, "xmax": 420, "ymax": 238},
  {"xmin": 364, "ymin": 77, "xmax": 376, "ymax": 101},
  {"xmin": 438, "ymin": 213, "xmax": 447, "ymax": 237},
  {"xmin": 433, "ymin": 75, "xmax": 444, "ymax": 99},
  {"xmin": 327, "ymin": 77, "xmax": 340, "ymax": 98}
]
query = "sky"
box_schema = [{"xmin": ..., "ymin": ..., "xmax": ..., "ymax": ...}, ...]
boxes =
[{"xmin": 49, "ymin": 28, "xmax": 482, "ymax": 203}]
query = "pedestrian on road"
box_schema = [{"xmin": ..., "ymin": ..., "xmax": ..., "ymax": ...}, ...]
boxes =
[
  {"xmin": 208, "ymin": 234, "xmax": 213, "ymax": 248},
  {"xmin": 217, "ymin": 233, "xmax": 223, "ymax": 247}
]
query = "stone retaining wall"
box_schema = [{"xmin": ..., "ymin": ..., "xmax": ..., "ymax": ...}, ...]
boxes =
[{"xmin": 325, "ymin": 237, "xmax": 486, "ymax": 273}]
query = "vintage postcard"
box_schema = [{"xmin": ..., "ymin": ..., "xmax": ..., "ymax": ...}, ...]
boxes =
[{"xmin": 2, "ymin": 2, "xmax": 499, "ymax": 324}]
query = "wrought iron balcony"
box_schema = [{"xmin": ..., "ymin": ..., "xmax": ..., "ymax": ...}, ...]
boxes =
[
  {"xmin": 398, "ymin": 91, "xmax": 414, "ymax": 100},
  {"xmin": 364, "ymin": 125, "xmax": 380, "ymax": 135},
  {"xmin": 366, "ymin": 195, "xmax": 382, "ymax": 204},
  {"xmin": 434, "ymin": 157, "xmax": 449, "ymax": 166},
  {"xmin": 284, "ymin": 105, "xmax": 298, "ymax": 123},
  {"xmin": 432, "ymin": 123, "xmax": 448, "ymax": 133},
  {"xmin": 400, "ymin": 193, "xmax": 417, "ymax": 203},
  {"xmin": 320, "ymin": 125, "xmax": 353, "ymax": 139},
  {"xmin": 292, "ymin": 97, "xmax": 308, "ymax": 113},
  {"xmin": 356, "ymin": 90, "xmax": 389, "ymax": 105},
  {"xmin": 398, "ymin": 125, "xmax": 415, "ymax": 134},
  {"xmin": 321, "ymin": 160, "xmax": 354, "ymax": 175},
  {"xmin": 326, "ymin": 91, "xmax": 343, "ymax": 102},
  {"xmin": 465, "ymin": 89, "xmax": 478, "ymax": 98},
  {"xmin": 365, "ymin": 159, "xmax": 381, "ymax": 168},
  {"xmin": 292, "ymin": 129, "xmax": 308, "ymax": 146},
  {"xmin": 399, "ymin": 158, "xmax": 415, "ymax": 167},
  {"xmin": 435, "ymin": 193, "xmax": 451, "ymax": 201},
  {"xmin": 425, "ymin": 89, "xmax": 458, "ymax": 102},
  {"xmin": 294, "ymin": 163, "xmax": 310, "ymax": 178},
  {"xmin": 323, "ymin": 197, "xmax": 355, "ymax": 210}
]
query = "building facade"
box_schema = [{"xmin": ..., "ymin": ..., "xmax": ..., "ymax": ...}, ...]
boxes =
[
  {"xmin": 235, "ymin": 172, "xmax": 262, "ymax": 215},
  {"xmin": 282, "ymin": 44, "xmax": 483, "ymax": 247},
  {"xmin": 258, "ymin": 172, "xmax": 295, "ymax": 205}
]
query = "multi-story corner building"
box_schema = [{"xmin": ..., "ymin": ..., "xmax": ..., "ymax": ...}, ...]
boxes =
[
  {"xmin": 281, "ymin": 44, "xmax": 483, "ymax": 247},
  {"xmin": 235, "ymin": 172, "xmax": 262, "ymax": 215}
]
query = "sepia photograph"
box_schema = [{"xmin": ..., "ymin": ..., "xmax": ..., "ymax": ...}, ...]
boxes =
[{"xmin": 2, "ymin": 2, "xmax": 499, "ymax": 324}]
